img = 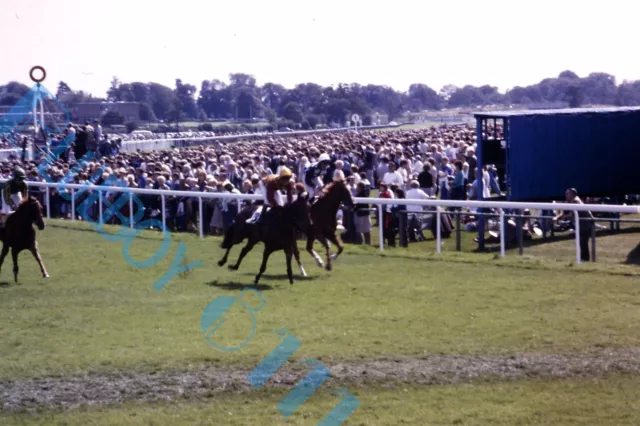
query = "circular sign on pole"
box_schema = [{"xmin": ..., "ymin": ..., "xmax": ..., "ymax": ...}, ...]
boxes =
[
  {"xmin": 29, "ymin": 66, "xmax": 46, "ymax": 83},
  {"xmin": 351, "ymin": 114, "xmax": 360, "ymax": 124}
]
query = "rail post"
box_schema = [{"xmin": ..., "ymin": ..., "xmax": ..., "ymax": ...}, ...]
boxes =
[
  {"xmin": 161, "ymin": 194, "xmax": 167, "ymax": 233},
  {"xmin": 591, "ymin": 219, "xmax": 596, "ymax": 263},
  {"xmin": 455, "ymin": 211, "xmax": 461, "ymax": 252},
  {"xmin": 128, "ymin": 191, "xmax": 133, "ymax": 229},
  {"xmin": 378, "ymin": 204, "xmax": 384, "ymax": 252},
  {"xmin": 70, "ymin": 188, "xmax": 75, "ymax": 221},
  {"xmin": 45, "ymin": 186, "xmax": 50, "ymax": 219},
  {"xmin": 436, "ymin": 206, "xmax": 441, "ymax": 253},
  {"xmin": 98, "ymin": 189, "xmax": 103, "ymax": 225},
  {"xmin": 499, "ymin": 209, "xmax": 505, "ymax": 257},
  {"xmin": 574, "ymin": 210, "xmax": 581, "ymax": 264},
  {"xmin": 199, "ymin": 196, "xmax": 204, "ymax": 239}
]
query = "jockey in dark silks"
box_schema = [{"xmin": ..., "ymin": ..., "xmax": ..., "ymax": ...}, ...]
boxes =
[
  {"xmin": 304, "ymin": 153, "xmax": 331, "ymax": 198},
  {"xmin": 246, "ymin": 167, "xmax": 294, "ymax": 224},
  {"xmin": 1, "ymin": 167, "xmax": 28, "ymax": 228}
]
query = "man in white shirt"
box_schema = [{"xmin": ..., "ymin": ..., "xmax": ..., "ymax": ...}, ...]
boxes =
[
  {"xmin": 382, "ymin": 161, "xmax": 404, "ymax": 187},
  {"xmin": 405, "ymin": 180, "xmax": 431, "ymax": 213}
]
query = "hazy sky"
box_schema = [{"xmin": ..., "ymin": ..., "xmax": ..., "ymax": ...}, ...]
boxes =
[{"xmin": 2, "ymin": 0, "xmax": 638, "ymax": 97}]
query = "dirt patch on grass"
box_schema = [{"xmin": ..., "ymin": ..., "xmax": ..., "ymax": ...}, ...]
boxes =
[{"xmin": 3, "ymin": 348, "xmax": 640, "ymax": 411}]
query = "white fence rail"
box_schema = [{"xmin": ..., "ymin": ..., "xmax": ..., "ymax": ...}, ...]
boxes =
[{"xmin": 15, "ymin": 180, "xmax": 640, "ymax": 264}]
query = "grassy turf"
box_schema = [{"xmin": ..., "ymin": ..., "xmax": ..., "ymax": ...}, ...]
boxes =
[
  {"xmin": 0, "ymin": 220, "xmax": 639, "ymax": 381},
  {"xmin": 3, "ymin": 375, "xmax": 640, "ymax": 425}
]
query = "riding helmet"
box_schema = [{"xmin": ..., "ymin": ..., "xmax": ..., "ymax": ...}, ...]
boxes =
[
  {"xmin": 13, "ymin": 167, "xmax": 25, "ymax": 179},
  {"xmin": 318, "ymin": 153, "xmax": 331, "ymax": 163},
  {"xmin": 279, "ymin": 167, "xmax": 293, "ymax": 178}
]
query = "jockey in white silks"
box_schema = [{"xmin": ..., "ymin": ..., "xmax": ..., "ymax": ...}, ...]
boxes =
[
  {"xmin": 246, "ymin": 167, "xmax": 294, "ymax": 224},
  {"xmin": 1, "ymin": 167, "xmax": 28, "ymax": 228},
  {"xmin": 303, "ymin": 153, "xmax": 331, "ymax": 199}
]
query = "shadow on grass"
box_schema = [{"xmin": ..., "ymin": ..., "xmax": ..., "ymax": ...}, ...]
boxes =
[
  {"xmin": 206, "ymin": 280, "xmax": 275, "ymax": 291},
  {"xmin": 241, "ymin": 272, "xmax": 320, "ymax": 281},
  {"xmin": 0, "ymin": 281, "xmax": 11, "ymax": 288},
  {"xmin": 626, "ymin": 242, "xmax": 640, "ymax": 266}
]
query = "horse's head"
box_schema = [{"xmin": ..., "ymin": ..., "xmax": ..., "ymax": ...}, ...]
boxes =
[
  {"xmin": 329, "ymin": 179, "xmax": 355, "ymax": 210},
  {"xmin": 17, "ymin": 196, "xmax": 45, "ymax": 230}
]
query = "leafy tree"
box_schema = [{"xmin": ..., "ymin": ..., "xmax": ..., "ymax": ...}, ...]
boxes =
[
  {"xmin": 175, "ymin": 79, "xmax": 198, "ymax": 119},
  {"xmin": 282, "ymin": 102, "xmax": 304, "ymax": 123},
  {"xmin": 565, "ymin": 83, "xmax": 584, "ymax": 108},
  {"xmin": 56, "ymin": 81, "xmax": 72, "ymax": 98}
]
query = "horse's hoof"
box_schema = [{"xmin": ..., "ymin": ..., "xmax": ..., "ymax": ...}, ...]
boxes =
[
  {"xmin": 325, "ymin": 264, "xmax": 332, "ymax": 271},
  {"xmin": 43, "ymin": 274, "xmax": 50, "ymax": 279},
  {"xmin": 228, "ymin": 265, "xmax": 238, "ymax": 271},
  {"xmin": 217, "ymin": 260, "xmax": 226, "ymax": 267},
  {"xmin": 330, "ymin": 253, "xmax": 338, "ymax": 261}
]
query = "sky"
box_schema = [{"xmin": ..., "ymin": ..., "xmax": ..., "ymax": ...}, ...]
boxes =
[{"xmin": 1, "ymin": 0, "xmax": 639, "ymax": 98}]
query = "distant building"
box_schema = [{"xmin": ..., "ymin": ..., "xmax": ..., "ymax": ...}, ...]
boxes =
[{"xmin": 69, "ymin": 102, "xmax": 141, "ymax": 124}]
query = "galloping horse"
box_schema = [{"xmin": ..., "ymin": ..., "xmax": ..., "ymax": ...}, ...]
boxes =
[
  {"xmin": 0, "ymin": 196, "xmax": 49, "ymax": 282},
  {"xmin": 306, "ymin": 179, "xmax": 355, "ymax": 271},
  {"xmin": 218, "ymin": 192, "xmax": 312, "ymax": 285}
]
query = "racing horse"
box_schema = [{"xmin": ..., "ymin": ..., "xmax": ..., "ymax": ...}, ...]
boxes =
[
  {"xmin": 218, "ymin": 191, "xmax": 312, "ymax": 285},
  {"xmin": 0, "ymin": 196, "xmax": 49, "ymax": 282},
  {"xmin": 305, "ymin": 179, "xmax": 355, "ymax": 271}
]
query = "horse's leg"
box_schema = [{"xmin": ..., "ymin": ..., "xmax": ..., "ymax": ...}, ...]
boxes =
[
  {"xmin": 293, "ymin": 243, "xmax": 307, "ymax": 277},
  {"xmin": 229, "ymin": 238, "xmax": 257, "ymax": 271},
  {"xmin": 255, "ymin": 247, "xmax": 273, "ymax": 285},
  {"xmin": 30, "ymin": 242, "xmax": 49, "ymax": 278},
  {"xmin": 285, "ymin": 245, "xmax": 294, "ymax": 285},
  {"xmin": 314, "ymin": 231, "xmax": 332, "ymax": 271},
  {"xmin": 11, "ymin": 247, "xmax": 19, "ymax": 283},
  {"xmin": 0, "ymin": 243, "xmax": 8, "ymax": 275},
  {"xmin": 326, "ymin": 230, "xmax": 345, "ymax": 261},
  {"xmin": 305, "ymin": 227, "xmax": 324, "ymax": 268},
  {"xmin": 218, "ymin": 247, "xmax": 232, "ymax": 267}
]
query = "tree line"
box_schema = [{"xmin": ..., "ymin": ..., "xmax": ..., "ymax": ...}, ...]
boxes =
[{"xmin": 2, "ymin": 70, "xmax": 640, "ymax": 130}]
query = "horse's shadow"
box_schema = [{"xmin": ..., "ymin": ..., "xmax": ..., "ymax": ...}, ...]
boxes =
[
  {"xmin": 240, "ymin": 273, "xmax": 319, "ymax": 281},
  {"xmin": 0, "ymin": 281, "xmax": 10, "ymax": 288},
  {"xmin": 206, "ymin": 280, "xmax": 275, "ymax": 291},
  {"xmin": 626, "ymin": 241, "xmax": 640, "ymax": 266}
]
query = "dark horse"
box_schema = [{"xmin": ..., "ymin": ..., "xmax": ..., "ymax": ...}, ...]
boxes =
[
  {"xmin": 304, "ymin": 179, "xmax": 355, "ymax": 271},
  {"xmin": 218, "ymin": 193, "xmax": 312, "ymax": 285},
  {"xmin": 0, "ymin": 196, "xmax": 49, "ymax": 282}
]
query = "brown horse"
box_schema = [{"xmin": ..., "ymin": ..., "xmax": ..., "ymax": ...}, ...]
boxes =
[
  {"xmin": 0, "ymin": 196, "xmax": 49, "ymax": 282},
  {"xmin": 306, "ymin": 179, "xmax": 355, "ymax": 271}
]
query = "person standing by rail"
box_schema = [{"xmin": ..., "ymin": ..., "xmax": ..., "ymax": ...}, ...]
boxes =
[{"xmin": 563, "ymin": 188, "xmax": 595, "ymax": 262}]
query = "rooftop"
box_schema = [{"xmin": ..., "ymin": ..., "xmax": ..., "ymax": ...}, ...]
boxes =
[{"xmin": 473, "ymin": 106, "xmax": 640, "ymax": 119}]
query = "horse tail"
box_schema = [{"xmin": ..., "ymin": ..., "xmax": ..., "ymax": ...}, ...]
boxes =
[{"xmin": 220, "ymin": 224, "xmax": 236, "ymax": 249}]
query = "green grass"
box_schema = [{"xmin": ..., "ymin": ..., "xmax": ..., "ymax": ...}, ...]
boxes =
[
  {"xmin": 4, "ymin": 375, "xmax": 640, "ymax": 425},
  {"xmin": 1, "ymin": 220, "xmax": 639, "ymax": 382}
]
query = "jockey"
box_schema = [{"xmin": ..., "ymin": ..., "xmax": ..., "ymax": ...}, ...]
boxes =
[
  {"xmin": 247, "ymin": 166, "xmax": 294, "ymax": 224},
  {"xmin": 1, "ymin": 167, "xmax": 29, "ymax": 228},
  {"xmin": 304, "ymin": 153, "xmax": 331, "ymax": 198}
]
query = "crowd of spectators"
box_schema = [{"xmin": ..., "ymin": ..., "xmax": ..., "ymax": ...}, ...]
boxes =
[{"xmin": 0, "ymin": 123, "xmax": 519, "ymax": 247}]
